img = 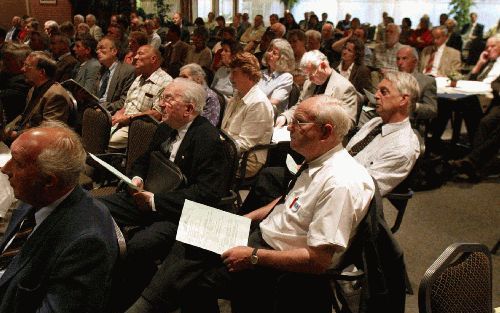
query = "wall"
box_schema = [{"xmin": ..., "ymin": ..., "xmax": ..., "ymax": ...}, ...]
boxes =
[{"xmin": 0, "ymin": 0, "xmax": 73, "ymax": 30}]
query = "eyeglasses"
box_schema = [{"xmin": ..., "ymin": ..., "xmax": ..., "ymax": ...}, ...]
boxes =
[
  {"xmin": 159, "ymin": 94, "xmax": 188, "ymax": 107},
  {"xmin": 290, "ymin": 117, "xmax": 322, "ymax": 129},
  {"xmin": 306, "ymin": 65, "xmax": 321, "ymax": 79}
]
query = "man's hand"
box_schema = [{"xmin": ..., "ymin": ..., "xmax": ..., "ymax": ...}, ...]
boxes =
[
  {"xmin": 111, "ymin": 108, "xmax": 127, "ymax": 126},
  {"xmin": 275, "ymin": 115, "xmax": 287, "ymax": 128},
  {"xmin": 128, "ymin": 177, "xmax": 144, "ymax": 195},
  {"xmin": 221, "ymin": 246, "xmax": 254, "ymax": 272},
  {"xmin": 133, "ymin": 191, "xmax": 154, "ymax": 213}
]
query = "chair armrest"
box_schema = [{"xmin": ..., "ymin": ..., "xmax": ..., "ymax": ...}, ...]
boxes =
[
  {"xmin": 238, "ymin": 142, "xmax": 279, "ymax": 179},
  {"xmin": 385, "ymin": 189, "xmax": 414, "ymax": 201}
]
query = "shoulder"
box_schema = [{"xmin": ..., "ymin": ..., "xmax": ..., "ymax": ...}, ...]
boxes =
[{"xmin": 444, "ymin": 46, "xmax": 461, "ymax": 57}]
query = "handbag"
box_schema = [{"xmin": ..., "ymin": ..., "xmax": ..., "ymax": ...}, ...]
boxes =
[{"xmin": 144, "ymin": 151, "xmax": 185, "ymax": 194}]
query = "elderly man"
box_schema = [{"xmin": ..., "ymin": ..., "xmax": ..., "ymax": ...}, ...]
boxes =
[
  {"xmin": 270, "ymin": 22, "xmax": 286, "ymax": 38},
  {"xmin": 49, "ymin": 34, "xmax": 78, "ymax": 82},
  {"xmin": 0, "ymin": 123, "xmax": 117, "ymax": 312},
  {"xmin": 461, "ymin": 12, "xmax": 484, "ymax": 49},
  {"xmin": 43, "ymin": 20, "xmax": 59, "ymax": 37},
  {"xmin": 100, "ymin": 78, "xmax": 227, "ymax": 310},
  {"xmin": 397, "ymin": 45, "xmax": 438, "ymax": 120},
  {"xmin": 374, "ymin": 23, "xmax": 404, "ymax": 71},
  {"xmin": 469, "ymin": 35, "xmax": 500, "ymax": 83},
  {"xmin": 125, "ymin": 95, "xmax": 375, "ymax": 313},
  {"xmin": 5, "ymin": 51, "xmax": 72, "ymax": 141},
  {"xmin": 86, "ymin": 14, "xmax": 103, "ymax": 41},
  {"xmin": 276, "ymin": 50, "xmax": 358, "ymax": 126},
  {"xmin": 73, "ymin": 34, "xmax": 100, "ymax": 94},
  {"xmin": 73, "ymin": 14, "xmax": 84, "ymax": 28},
  {"xmin": 445, "ymin": 18, "xmax": 463, "ymax": 51},
  {"xmin": 96, "ymin": 36, "xmax": 136, "ymax": 113},
  {"xmin": 144, "ymin": 19, "xmax": 161, "ymax": 49},
  {"xmin": 108, "ymin": 45, "xmax": 172, "ymax": 150},
  {"xmin": 419, "ymin": 26, "xmax": 461, "ymax": 77},
  {"xmin": 221, "ymin": 52, "xmax": 274, "ymax": 177},
  {"xmin": 240, "ymin": 14, "xmax": 266, "ymax": 44},
  {"xmin": 305, "ymin": 30, "xmax": 321, "ymax": 51},
  {"xmin": 5, "ymin": 16, "xmax": 22, "ymax": 42},
  {"xmin": 172, "ymin": 12, "xmax": 190, "ymax": 43}
]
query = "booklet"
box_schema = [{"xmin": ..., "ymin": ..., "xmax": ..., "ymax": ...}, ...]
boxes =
[{"xmin": 88, "ymin": 153, "xmax": 139, "ymax": 191}]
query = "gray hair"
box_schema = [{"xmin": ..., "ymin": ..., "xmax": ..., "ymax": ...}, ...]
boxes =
[
  {"xmin": 399, "ymin": 44, "xmax": 419, "ymax": 63},
  {"xmin": 35, "ymin": 121, "xmax": 86, "ymax": 188},
  {"xmin": 433, "ymin": 26, "xmax": 448, "ymax": 36},
  {"xmin": 74, "ymin": 15, "xmax": 84, "ymax": 24},
  {"xmin": 309, "ymin": 95, "xmax": 352, "ymax": 141},
  {"xmin": 172, "ymin": 78, "xmax": 207, "ymax": 113},
  {"xmin": 262, "ymin": 38, "xmax": 295, "ymax": 72},
  {"xmin": 86, "ymin": 14, "xmax": 96, "ymax": 23},
  {"xmin": 44, "ymin": 20, "xmax": 59, "ymax": 32},
  {"xmin": 180, "ymin": 63, "xmax": 207, "ymax": 86},
  {"xmin": 386, "ymin": 23, "xmax": 401, "ymax": 35},
  {"xmin": 383, "ymin": 71, "xmax": 420, "ymax": 113},
  {"xmin": 305, "ymin": 29, "xmax": 321, "ymax": 41},
  {"xmin": 299, "ymin": 49, "xmax": 329, "ymax": 71}
]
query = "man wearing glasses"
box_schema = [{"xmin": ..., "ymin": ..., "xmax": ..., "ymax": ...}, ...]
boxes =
[
  {"xmin": 98, "ymin": 78, "xmax": 228, "ymax": 311},
  {"xmin": 125, "ymin": 95, "xmax": 375, "ymax": 313},
  {"xmin": 275, "ymin": 49, "xmax": 358, "ymax": 127}
]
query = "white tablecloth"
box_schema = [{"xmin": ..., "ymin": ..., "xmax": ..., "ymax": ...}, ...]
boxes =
[{"xmin": 0, "ymin": 142, "xmax": 15, "ymax": 218}]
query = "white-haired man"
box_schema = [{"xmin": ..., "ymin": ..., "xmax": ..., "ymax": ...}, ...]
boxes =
[
  {"xmin": 125, "ymin": 95, "xmax": 375, "ymax": 313},
  {"xmin": 86, "ymin": 14, "xmax": 103, "ymax": 41},
  {"xmin": 419, "ymin": 26, "xmax": 461, "ymax": 77},
  {"xmin": 374, "ymin": 23, "xmax": 403, "ymax": 71}
]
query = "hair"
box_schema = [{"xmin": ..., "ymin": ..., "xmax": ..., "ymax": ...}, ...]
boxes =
[
  {"xmin": 433, "ymin": 25, "xmax": 448, "ymax": 36},
  {"xmin": 194, "ymin": 17, "xmax": 205, "ymax": 27},
  {"xmin": 308, "ymin": 95, "xmax": 352, "ymax": 141},
  {"xmin": 75, "ymin": 34, "xmax": 97, "ymax": 58},
  {"xmin": 221, "ymin": 39, "xmax": 242, "ymax": 55},
  {"xmin": 171, "ymin": 78, "xmax": 207, "ymax": 113},
  {"xmin": 45, "ymin": 20, "xmax": 59, "ymax": 30},
  {"xmin": 192, "ymin": 27, "xmax": 208, "ymax": 40},
  {"xmin": 51, "ymin": 34, "xmax": 71, "ymax": 47},
  {"xmin": 344, "ymin": 37, "xmax": 365, "ymax": 65},
  {"xmin": 129, "ymin": 31, "xmax": 149, "ymax": 46},
  {"xmin": 86, "ymin": 14, "xmax": 96, "ymax": 23},
  {"xmin": 300, "ymin": 49, "xmax": 329, "ymax": 70},
  {"xmin": 270, "ymin": 13, "xmax": 279, "ymax": 20},
  {"xmin": 168, "ymin": 24, "xmax": 181, "ymax": 38},
  {"xmin": 229, "ymin": 52, "xmax": 262, "ymax": 83},
  {"xmin": 402, "ymin": 17, "xmax": 412, "ymax": 28},
  {"xmin": 34, "ymin": 121, "xmax": 86, "ymax": 187},
  {"xmin": 383, "ymin": 71, "xmax": 420, "ymax": 113},
  {"xmin": 30, "ymin": 51, "xmax": 57, "ymax": 78},
  {"xmin": 59, "ymin": 21, "xmax": 75, "ymax": 38},
  {"xmin": 2, "ymin": 42, "xmax": 32, "ymax": 69},
  {"xmin": 262, "ymin": 38, "xmax": 295, "ymax": 72},
  {"xmin": 222, "ymin": 26, "xmax": 236, "ymax": 38},
  {"xmin": 29, "ymin": 31, "xmax": 50, "ymax": 50},
  {"xmin": 386, "ymin": 23, "xmax": 401, "ymax": 35},
  {"xmin": 399, "ymin": 44, "xmax": 419, "ymax": 63},
  {"xmin": 216, "ymin": 15, "xmax": 226, "ymax": 24},
  {"xmin": 180, "ymin": 63, "xmax": 207, "ymax": 86},
  {"xmin": 305, "ymin": 29, "xmax": 321, "ymax": 41},
  {"xmin": 74, "ymin": 14, "xmax": 84, "ymax": 24},
  {"xmin": 287, "ymin": 29, "xmax": 306, "ymax": 42},
  {"xmin": 270, "ymin": 22, "xmax": 286, "ymax": 37},
  {"xmin": 77, "ymin": 23, "xmax": 90, "ymax": 33}
]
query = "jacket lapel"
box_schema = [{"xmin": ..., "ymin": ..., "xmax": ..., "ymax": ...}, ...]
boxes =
[
  {"xmin": 173, "ymin": 116, "xmax": 202, "ymax": 165},
  {"xmin": 106, "ymin": 63, "xmax": 120, "ymax": 102}
]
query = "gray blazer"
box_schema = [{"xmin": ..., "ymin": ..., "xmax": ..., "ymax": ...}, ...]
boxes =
[
  {"xmin": 98, "ymin": 62, "xmax": 135, "ymax": 113},
  {"xmin": 74, "ymin": 58, "xmax": 101, "ymax": 95},
  {"xmin": 413, "ymin": 72, "xmax": 438, "ymax": 120}
]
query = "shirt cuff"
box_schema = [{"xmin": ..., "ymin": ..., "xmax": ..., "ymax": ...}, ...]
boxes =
[{"xmin": 150, "ymin": 194, "xmax": 156, "ymax": 212}]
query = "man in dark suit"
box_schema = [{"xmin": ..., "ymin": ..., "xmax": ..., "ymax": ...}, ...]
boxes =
[
  {"xmin": 99, "ymin": 78, "xmax": 228, "ymax": 310},
  {"xmin": 445, "ymin": 18, "xmax": 463, "ymax": 52},
  {"xmin": 50, "ymin": 34, "xmax": 78, "ymax": 82},
  {"xmin": 0, "ymin": 123, "xmax": 118, "ymax": 313},
  {"xmin": 96, "ymin": 36, "xmax": 135, "ymax": 113},
  {"xmin": 461, "ymin": 12, "xmax": 484, "ymax": 44},
  {"xmin": 4, "ymin": 16, "xmax": 21, "ymax": 42},
  {"xmin": 73, "ymin": 34, "xmax": 100, "ymax": 95},
  {"xmin": 5, "ymin": 51, "xmax": 72, "ymax": 142}
]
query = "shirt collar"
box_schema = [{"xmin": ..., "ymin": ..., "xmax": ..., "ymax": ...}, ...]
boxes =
[
  {"xmin": 34, "ymin": 187, "xmax": 74, "ymax": 231},
  {"xmin": 308, "ymin": 143, "xmax": 344, "ymax": 176},
  {"xmin": 381, "ymin": 117, "xmax": 410, "ymax": 136},
  {"xmin": 241, "ymin": 84, "xmax": 260, "ymax": 104},
  {"xmin": 140, "ymin": 67, "xmax": 166, "ymax": 85},
  {"xmin": 108, "ymin": 60, "xmax": 119, "ymax": 72}
]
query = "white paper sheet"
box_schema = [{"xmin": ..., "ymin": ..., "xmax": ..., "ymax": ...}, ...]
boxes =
[
  {"xmin": 176, "ymin": 200, "xmax": 251, "ymax": 255},
  {"xmin": 0, "ymin": 142, "xmax": 11, "ymax": 167},
  {"xmin": 286, "ymin": 154, "xmax": 298, "ymax": 175},
  {"xmin": 88, "ymin": 153, "xmax": 139, "ymax": 190},
  {"xmin": 272, "ymin": 127, "xmax": 291, "ymax": 143}
]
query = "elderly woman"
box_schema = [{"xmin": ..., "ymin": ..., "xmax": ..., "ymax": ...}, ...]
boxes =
[
  {"xmin": 337, "ymin": 37, "xmax": 373, "ymax": 94},
  {"xmin": 408, "ymin": 16, "xmax": 433, "ymax": 51},
  {"xmin": 221, "ymin": 52, "xmax": 274, "ymax": 177},
  {"xmin": 211, "ymin": 39, "xmax": 242, "ymax": 100},
  {"xmin": 186, "ymin": 28, "xmax": 212, "ymax": 69},
  {"xmin": 179, "ymin": 63, "xmax": 221, "ymax": 126},
  {"xmin": 258, "ymin": 38, "xmax": 295, "ymax": 114},
  {"xmin": 124, "ymin": 31, "xmax": 149, "ymax": 65}
]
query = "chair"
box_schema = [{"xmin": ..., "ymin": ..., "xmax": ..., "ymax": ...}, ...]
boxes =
[
  {"xmin": 213, "ymin": 89, "xmax": 226, "ymax": 129},
  {"xmin": 288, "ymin": 83, "xmax": 301, "ymax": 109},
  {"xmin": 326, "ymin": 178, "xmax": 407, "ymax": 313},
  {"xmin": 418, "ymin": 243, "xmax": 492, "ymax": 313},
  {"xmin": 218, "ymin": 129, "xmax": 240, "ymax": 212}
]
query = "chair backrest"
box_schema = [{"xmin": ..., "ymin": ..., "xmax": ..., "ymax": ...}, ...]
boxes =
[
  {"xmin": 213, "ymin": 89, "xmax": 226, "ymax": 129},
  {"xmin": 125, "ymin": 115, "xmax": 160, "ymax": 175},
  {"xmin": 81, "ymin": 104, "xmax": 112, "ymax": 155},
  {"xmin": 219, "ymin": 129, "xmax": 239, "ymax": 193},
  {"xmin": 288, "ymin": 83, "xmax": 301, "ymax": 109},
  {"xmin": 418, "ymin": 243, "xmax": 492, "ymax": 313},
  {"xmin": 65, "ymin": 90, "xmax": 79, "ymax": 131}
]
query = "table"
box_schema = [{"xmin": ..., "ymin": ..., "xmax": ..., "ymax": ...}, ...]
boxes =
[{"xmin": 0, "ymin": 142, "xmax": 15, "ymax": 219}]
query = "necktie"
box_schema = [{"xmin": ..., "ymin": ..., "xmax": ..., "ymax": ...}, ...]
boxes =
[
  {"xmin": 160, "ymin": 129, "xmax": 179, "ymax": 158},
  {"xmin": 477, "ymin": 61, "xmax": 494, "ymax": 82},
  {"xmin": 98, "ymin": 69, "xmax": 110, "ymax": 98},
  {"xmin": 349, "ymin": 123, "xmax": 383, "ymax": 156},
  {"xmin": 424, "ymin": 49, "xmax": 436, "ymax": 74},
  {"xmin": 0, "ymin": 208, "xmax": 36, "ymax": 271}
]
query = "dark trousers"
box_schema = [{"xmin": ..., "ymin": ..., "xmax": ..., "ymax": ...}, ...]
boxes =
[
  {"xmin": 141, "ymin": 229, "xmax": 333, "ymax": 313},
  {"xmin": 430, "ymin": 96, "xmax": 483, "ymax": 148},
  {"xmin": 468, "ymin": 105, "xmax": 500, "ymax": 168},
  {"xmin": 98, "ymin": 192, "xmax": 178, "ymax": 311}
]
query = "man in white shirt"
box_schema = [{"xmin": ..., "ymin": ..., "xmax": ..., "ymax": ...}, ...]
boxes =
[
  {"xmin": 419, "ymin": 26, "xmax": 461, "ymax": 77},
  {"xmin": 125, "ymin": 95, "xmax": 375, "ymax": 313},
  {"xmin": 240, "ymin": 14, "xmax": 266, "ymax": 44},
  {"xmin": 4, "ymin": 16, "xmax": 21, "ymax": 42},
  {"xmin": 108, "ymin": 45, "xmax": 172, "ymax": 150},
  {"xmin": 86, "ymin": 14, "xmax": 103, "ymax": 41}
]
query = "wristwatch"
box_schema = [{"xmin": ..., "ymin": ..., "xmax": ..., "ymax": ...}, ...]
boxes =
[{"xmin": 250, "ymin": 248, "xmax": 259, "ymax": 265}]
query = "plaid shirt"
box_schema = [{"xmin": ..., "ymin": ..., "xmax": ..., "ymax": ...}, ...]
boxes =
[
  {"xmin": 374, "ymin": 42, "xmax": 403, "ymax": 71},
  {"xmin": 123, "ymin": 67, "xmax": 172, "ymax": 115}
]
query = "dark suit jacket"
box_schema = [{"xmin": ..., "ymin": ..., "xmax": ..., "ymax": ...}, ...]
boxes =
[
  {"xmin": 54, "ymin": 54, "xmax": 78, "ymax": 83},
  {"xmin": 131, "ymin": 115, "xmax": 228, "ymax": 223},
  {"xmin": 13, "ymin": 81, "xmax": 71, "ymax": 131},
  {"xmin": 446, "ymin": 31, "xmax": 463, "ymax": 51},
  {"xmin": 461, "ymin": 22, "xmax": 484, "ymax": 38},
  {"xmin": 348, "ymin": 63, "xmax": 373, "ymax": 94},
  {"xmin": 0, "ymin": 187, "xmax": 118, "ymax": 313},
  {"xmin": 98, "ymin": 62, "xmax": 135, "ymax": 113},
  {"xmin": 0, "ymin": 72, "xmax": 30, "ymax": 123},
  {"xmin": 74, "ymin": 58, "xmax": 101, "ymax": 95}
]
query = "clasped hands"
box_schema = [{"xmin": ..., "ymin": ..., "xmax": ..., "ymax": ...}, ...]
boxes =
[{"xmin": 128, "ymin": 177, "xmax": 154, "ymax": 212}]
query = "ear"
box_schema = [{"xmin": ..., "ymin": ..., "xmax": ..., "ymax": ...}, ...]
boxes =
[
  {"xmin": 320, "ymin": 123, "xmax": 333, "ymax": 140},
  {"xmin": 42, "ymin": 173, "xmax": 59, "ymax": 189},
  {"xmin": 400, "ymin": 94, "xmax": 409, "ymax": 108}
]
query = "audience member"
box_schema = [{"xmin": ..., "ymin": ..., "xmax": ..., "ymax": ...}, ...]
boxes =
[
  {"xmin": 307, "ymin": 14, "xmax": 321, "ymax": 31},
  {"xmin": 374, "ymin": 23, "xmax": 403, "ymax": 71},
  {"xmin": 44, "ymin": 20, "xmax": 59, "ymax": 37},
  {"xmin": 258, "ymin": 38, "xmax": 294, "ymax": 114},
  {"xmin": 337, "ymin": 37, "xmax": 373, "ymax": 95},
  {"xmin": 76, "ymin": 22, "xmax": 90, "ymax": 38},
  {"xmin": 5, "ymin": 51, "xmax": 72, "ymax": 140},
  {"xmin": 336, "ymin": 13, "xmax": 352, "ymax": 31},
  {"xmin": 86, "ymin": 14, "xmax": 103, "ymax": 41},
  {"xmin": 399, "ymin": 17, "xmax": 413, "ymax": 45},
  {"xmin": 179, "ymin": 63, "xmax": 221, "ymax": 126},
  {"xmin": 109, "ymin": 45, "xmax": 172, "ymax": 150},
  {"xmin": 107, "ymin": 23, "xmax": 128, "ymax": 54},
  {"xmin": 439, "ymin": 13, "xmax": 448, "ymax": 26},
  {"xmin": 28, "ymin": 30, "xmax": 49, "ymax": 52},
  {"xmin": 59, "ymin": 21, "xmax": 76, "ymax": 44},
  {"xmin": 419, "ymin": 26, "xmax": 461, "ymax": 77},
  {"xmin": 270, "ymin": 22, "xmax": 286, "ymax": 38},
  {"xmin": 211, "ymin": 39, "xmax": 242, "ymax": 99},
  {"xmin": 375, "ymin": 12, "xmax": 390, "ymax": 42},
  {"xmin": 221, "ymin": 52, "xmax": 274, "ymax": 177},
  {"xmin": 172, "ymin": 12, "xmax": 190, "ymax": 43},
  {"xmin": 73, "ymin": 34, "xmax": 100, "ymax": 94},
  {"xmin": 397, "ymin": 45, "xmax": 438, "ymax": 120},
  {"xmin": 461, "ymin": 12, "xmax": 484, "ymax": 50},
  {"xmin": 144, "ymin": 19, "xmax": 161, "ymax": 49},
  {"xmin": 305, "ymin": 29, "xmax": 321, "ymax": 51},
  {"xmin": 230, "ymin": 13, "xmax": 245, "ymax": 40},
  {"xmin": 408, "ymin": 16, "xmax": 434, "ymax": 51},
  {"xmin": 162, "ymin": 25, "xmax": 189, "ymax": 78},
  {"xmin": 298, "ymin": 11, "xmax": 310, "ymax": 31},
  {"xmin": 253, "ymin": 29, "xmax": 277, "ymax": 68},
  {"xmin": 0, "ymin": 123, "xmax": 117, "ymax": 312},
  {"xmin": 186, "ymin": 28, "xmax": 212, "ymax": 69},
  {"xmin": 287, "ymin": 30, "xmax": 307, "ymax": 87},
  {"xmin": 0, "ymin": 43, "xmax": 31, "ymax": 123},
  {"xmin": 50, "ymin": 34, "xmax": 78, "ymax": 82},
  {"xmin": 73, "ymin": 14, "xmax": 84, "ymax": 29},
  {"xmin": 445, "ymin": 18, "xmax": 463, "ymax": 51},
  {"xmin": 276, "ymin": 50, "xmax": 358, "ymax": 126},
  {"xmin": 5, "ymin": 16, "xmax": 22, "ymax": 42},
  {"xmin": 125, "ymin": 95, "xmax": 375, "ymax": 313},
  {"xmin": 240, "ymin": 15, "xmax": 266, "ymax": 44},
  {"xmin": 96, "ymin": 36, "xmax": 136, "ymax": 113},
  {"xmin": 124, "ymin": 31, "xmax": 149, "ymax": 65},
  {"xmin": 283, "ymin": 12, "xmax": 299, "ymax": 31}
]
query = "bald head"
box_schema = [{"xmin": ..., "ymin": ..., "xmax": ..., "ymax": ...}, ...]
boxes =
[
  {"xmin": 270, "ymin": 22, "xmax": 286, "ymax": 38},
  {"xmin": 396, "ymin": 45, "xmax": 418, "ymax": 73},
  {"xmin": 134, "ymin": 45, "xmax": 163, "ymax": 76}
]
